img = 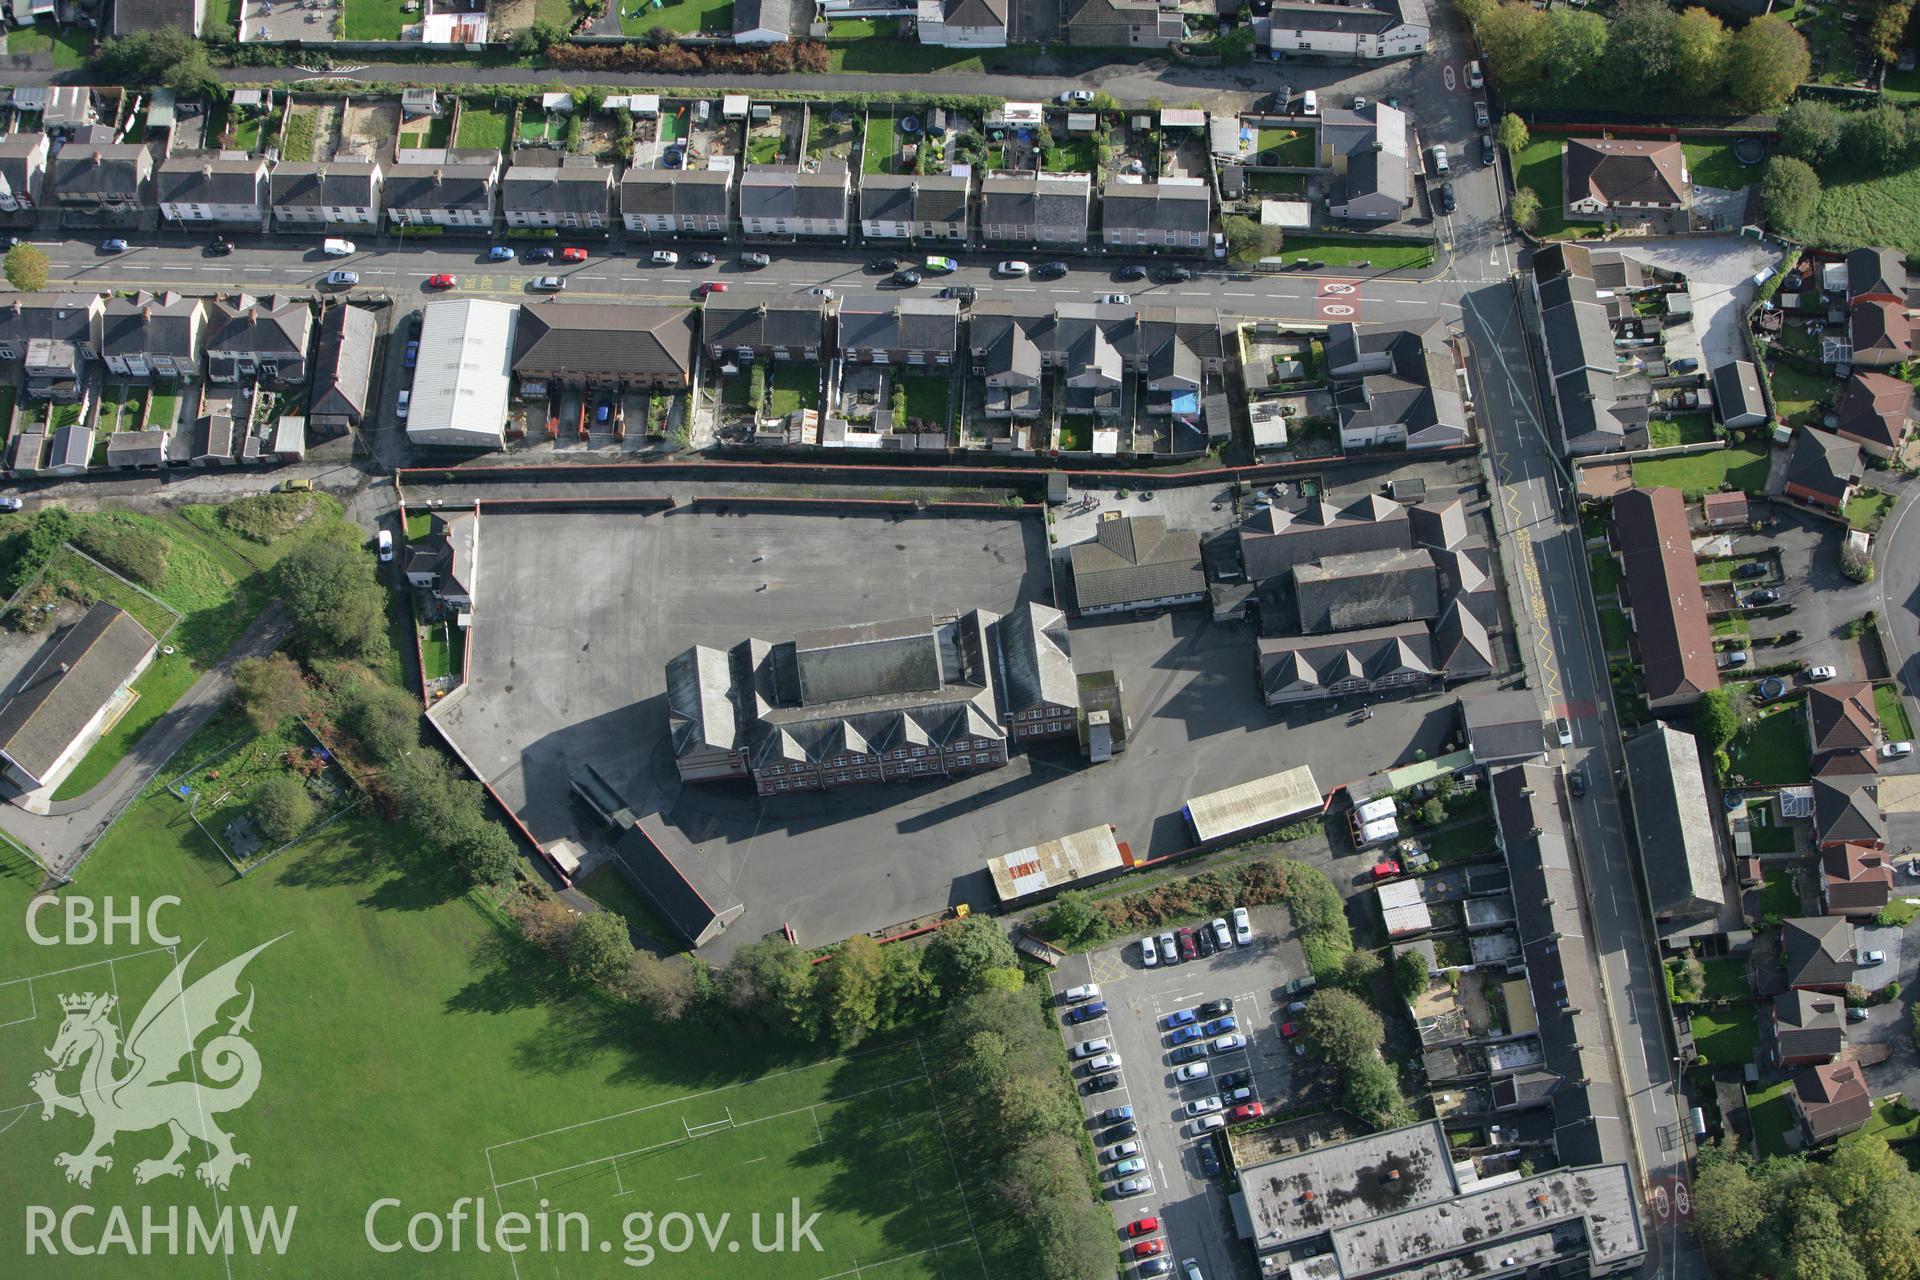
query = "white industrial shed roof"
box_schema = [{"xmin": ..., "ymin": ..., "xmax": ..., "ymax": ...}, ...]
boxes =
[{"xmin": 408, "ymin": 299, "xmax": 516, "ymax": 448}]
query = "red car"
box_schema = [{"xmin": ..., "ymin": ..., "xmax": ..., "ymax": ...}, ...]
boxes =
[
  {"xmin": 1176, "ymin": 927, "xmax": 1198, "ymax": 961},
  {"xmin": 1132, "ymin": 1239, "xmax": 1165, "ymax": 1258},
  {"xmin": 1280, "ymin": 1021, "xmax": 1299, "ymax": 1038},
  {"xmin": 426, "ymin": 273, "xmax": 457, "ymax": 289},
  {"xmin": 696, "ymin": 281, "xmax": 729, "ymax": 296},
  {"xmin": 1231, "ymin": 1101, "xmax": 1265, "ymax": 1122},
  {"xmin": 559, "ymin": 247, "xmax": 588, "ymax": 263},
  {"xmin": 1126, "ymin": 1217, "xmax": 1159, "ymax": 1238},
  {"xmin": 1370, "ymin": 860, "xmax": 1402, "ymax": 880}
]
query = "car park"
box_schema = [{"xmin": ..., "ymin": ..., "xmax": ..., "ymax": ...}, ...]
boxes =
[
  {"xmin": 1197, "ymin": 998, "xmax": 1232, "ymax": 1018},
  {"xmin": 1232, "ymin": 907, "xmax": 1252, "ymax": 945},
  {"xmin": 1067, "ymin": 1000, "xmax": 1108, "ymax": 1023},
  {"xmin": 1209, "ymin": 918, "xmax": 1232, "ymax": 950},
  {"xmin": 1111, "ymin": 1157, "xmax": 1147, "ymax": 1177},
  {"xmin": 1175, "ymin": 1062, "xmax": 1210, "ymax": 1083},
  {"xmin": 1141, "ymin": 936, "xmax": 1158, "ymax": 967},
  {"xmin": 1113, "ymin": 1176, "xmax": 1153, "ymax": 1197},
  {"xmin": 1165, "ymin": 1008, "xmax": 1197, "ymax": 1029},
  {"xmin": 1210, "ymin": 1034, "xmax": 1246, "ymax": 1054},
  {"xmin": 1080, "ymin": 1053, "xmax": 1121, "ymax": 1073},
  {"xmin": 1064, "ymin": 984, "xmax": 1102, "ymax": 1004},
  {"xmin": 1071, "ymin": 1037, "xmax": 1111, "ymax": 1058},
  {"xmin": 1170, "ymin": 1042, "xmax": 1207, "ymax": 1064},
  {"xmin": 531, "ymin": 275, "xmax": 566, "ymax": 292},
  {"xmin": 560, "ymin": 247, "xmax": 588, "ymax": 263},
  {"xmin": 488, "ymin": 246, "xmax": 516, "ymax": 262},
  {"xmin": 1184, "ymin": 1095, "xmax": 1222, "ymax": 1116},
  {"xmin": 1083, "ymin": 1072, "xmax": 1121, "ymax": 1094},
  {"xmin": 1188, "ymin": 1114, "xmax": 1225, "ymax": 1136}
]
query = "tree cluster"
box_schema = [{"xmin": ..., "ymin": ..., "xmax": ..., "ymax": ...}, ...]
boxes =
[
  {"xmin": 1692, "ymin": 1137, "xmax": 1920, "ymax": 1280},
  {"xmin": 1767, "ymin": 95, "xmax": 1920, "ymax": 237},
  {"xmin": 1300, "ymin": 988, "xmax": 1413, "ymax": 1129},
  {"xmin": 545, "ymin": 39, "xmax": 831, "ymax": 75},
  {"xmin": 232, "ymin": 653, "xmax": 311, "ymax": 735},
  {"xmin": 91, "ymin": 29, "xmax": 219, "ymax": 99},
  {"xmin": 1037, "ymin": 852, "xmax": 1303, "ymax": 947},
  {"xmin": 274, "ymin": 528, "xmax": 390, "ymax": 661},
  {"xmin": 1457, "ymin": 0, "xmax": 1806, "ymax": 113}
]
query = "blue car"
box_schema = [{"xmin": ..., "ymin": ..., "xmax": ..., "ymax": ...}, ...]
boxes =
[
  {"xmin": 488, "ymin": 246, "xmax": 516, "ymax": 262},
  {"xmin": 1164, "ymin": 1008, "xmax": 1198, "ymax": 1029},
  {"xmin": 1204, "ymin": 1016, "xmax": 1238, "ymax": 1036},
  {"xmin": 1067, "ymin": 1001, "xmax": 1108, "ymax": 1024},
  {"xmin": 1169, "ymin": 1024, "xmax": 1205, "ymax": 1046},
  {"xmin": 1100, "ymin": 1105, "xmax": 1133, "ymax": 1125},
  {"xmin": 403, "ymin": 339, "xmax": 419, "ymax": 369},
  {"xmin": 1170, "ymin": 1043, "xmax": 1207, "ymax": 1065}
]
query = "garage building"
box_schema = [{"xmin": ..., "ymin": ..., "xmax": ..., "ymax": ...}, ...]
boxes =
[{"xmin": 408, "ymin": 298, "xmax": 517, "ymax": 449}]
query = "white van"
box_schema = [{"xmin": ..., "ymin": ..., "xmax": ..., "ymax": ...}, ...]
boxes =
[
  {"xmin": 322, "ymin": 238, "xmax": 355, "ymax": 257},
  {"xmin": 1468, "ymin": 60, "xmax": 1484, "ymax": 89},
  {"xmin": 1300, "ymin": 89, "xmax": 1319, "ymax": 116},
  {"xmin": 1428, "ymin": 145, "xmax": 1450, "ymax": 176}
]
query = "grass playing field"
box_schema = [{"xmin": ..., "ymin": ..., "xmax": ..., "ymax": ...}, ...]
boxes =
[{"xmin": 0, "ymin": 789, "xmax": 984, "ymax": 1278}]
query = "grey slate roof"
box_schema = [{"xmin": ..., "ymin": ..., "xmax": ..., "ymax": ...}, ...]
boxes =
[
  {"xmin": 511, "ymin": 304, "xmax": 694, "ymax": 381},
  {"xmin": 1239, "ymin": 493, "xmax": 1410, "ymax": 582},
  {"xmin": 1783, "ymin": 916, "xmax": 1856, "ymax": 989},
  {"xmin": 1266, "ymin": 0, "xmax": 1413, "ymax": 34},
  {"xmin": 1101, "ymin": 181, "xmax": 1210, "ymax": 232},
  {"xmin": 981, "ymin": 172, "xmax": 1091, "ymax": 233},
  {"xmin": 858, "ymin": 173, "xmax": 969, "ymax": 225},
  {"xmin": 105, "ymin": 429, "xmax": 167, "ymax": 468},
  {"xmin": 837, "ymin": 295, "xmax": 959, "ymax": 354},
  {"xmin": 1787, "ymin": 427, "xmax": 1861, "ymax": 504},
  {"xmin": 113, "ymin": 0, "xmax": 202, "ymax": 35},
  {"xmin": 1847, "ymin": 245, "xmax": 1907, "ymax": 302},
  {"xmin": 1812, "ymin": 779, "xmax": 1883, "ymax": 847},
  {"xmin": 382, "ymin": 161, "xmax": 496, "ymax": 211},
  {"xmin": 996, "ymin": 602, "xmax": 1076, "ymax": 713},
  {"xmin": 1257, "ymin": 621, "xmax": 1437, "ymax": 695},
  {"xmin": 740, "ymin": 167, "xmax": 848, "ymax": 221},
  {"xmin": 52, "ymin": 144, "xmax": 150, "ymax": 199},
  {"xmin": 101, "ymin": 291, "xmax": 203, "ymax": 359},
  {"xmin": 207, "ymin": 293, "xmax": 311, "ymax": 358},
  {"xmin": 501, "ymin": 161, "xmax": 613, "ymax": 216},
  {"xmin": 1460, "ymin": 690, "xmax": 1545, "ymax": 764},
  {"xmin": 1710, "ymin": 360, "xmax": 1765, "ymax": 424},
  {"xmin": 666, "ymin": 644, "xmax": 740, "ymax": 756},
  {"xmin": 0, "ymin": 293, "xmax": 96, "ymax": 351},
  {"xmin": 701, "ymin": 294, "xmax": 825, "ymax": 351},
  {"xmin": 944, "ymin": 0, "xmax": 1006, "ymax": 22},
  {"xmin": 0, "ymin": 603, "xmax": 157, "ymax": 783},
  {"xmin": 621, "ymin": 168, "xmax": 731, "ymax": 217},
  {"xmin": 311, "ymin": 304, "xmax": 377, "ymax": 422},
  {"xmin": 1773, "ymin": 989, "xmax": 1845, "ymax": 1062},
  {"xmin": 1624, "ymin": 722, "xmax": 1726, "ymax": 918},
  {"xmin": 271, "ymin": 161, "xmax": 381, "ymax": 210},
  {"xmin": 1292, "ymin": 546, "xmax": 1440, "ymax": 633},
  {"xmin": 155, "ymin": 155, "xmax": 264, "ymax": 207},
  {"xmin": 734, "ymin": 0, "xmax": 794, "ymax": 35},
  {"xmin": 1069, "ymin": 515, "xmax": 1205, "ymax": 611},
  {"xmin": 614, "ymin": 808, "xmax": 744, "ymax": 949}
]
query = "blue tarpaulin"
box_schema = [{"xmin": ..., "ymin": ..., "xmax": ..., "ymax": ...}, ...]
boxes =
[{"xmin": 1171, "ymin": 391, "xmax": 1199, "ymax": 415}]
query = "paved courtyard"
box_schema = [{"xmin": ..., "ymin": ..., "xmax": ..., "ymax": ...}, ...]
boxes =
[{"xmin": 436, "ymin": 504, "xmax": 1494, "ymax": 952}]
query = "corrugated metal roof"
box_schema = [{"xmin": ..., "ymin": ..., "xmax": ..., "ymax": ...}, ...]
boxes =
[
  {"xmin": 408, "ymin": 299, "xmax": 516, "ymax": 447},
  {"xmin": 1184, "ymin": 765, "xmax": 1321, "ymax": 842}
]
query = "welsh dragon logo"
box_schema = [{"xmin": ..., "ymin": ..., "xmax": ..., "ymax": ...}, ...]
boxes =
[{"xmin": 28, "ymin": 937, "xmax": 283, "ymax": 1191}]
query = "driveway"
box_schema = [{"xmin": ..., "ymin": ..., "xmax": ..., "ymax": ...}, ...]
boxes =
[{"xmin": 1614, "ymin": 236, "xmax": 1780, "ymax": 370}]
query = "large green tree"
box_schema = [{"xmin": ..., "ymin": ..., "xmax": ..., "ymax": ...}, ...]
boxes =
[
  {"xmin": 1479, "ymin": 1, "xmax": 1549, "ymax": 90},
  {"xmin": 1843, "ymin": 104, "xmax": 1909, "ymax": 172},
  {"xmin": 924, "ymin": 916, "xmax": 1018, "ymax": 995},
  {"xmin": 1497, "ymin": 112, "xmax": 1530, "ymax": 157},
  {"xmin": 274, "ymin": 531, "xmax": 387, "ymax": 659},
  {"xmin": 1694, "ymin": 688, "xmax": 1739, "ymax": 754},
  {"xmin": 724, "ymin": 939, "xmax": 819, "ymax": 1037},
  {"xmin": 1543, "ymin": 8, "xmax": 1609, "ymax": 91},
  {"xmin": 1727, "ymin": 15, "xmax": 1812, "ymax": 113},
  {"xmin": 1779, "ymin": 100, "xmax": 1846, "ymax": 169},
  {"xmin": 4, "ymin": 243, "xmax": 48, "ymax": 293},
  {"xmin": 1760, "ymin": 157, "xmax": 1821, "ymax": 238},
  {"xmin": 1670, "ymin": 6, "xmax": 1731, "ymax": 102},
  {"xmin": 1044, "ymin": 890, "xmax": 1101, "ymax": 946},
  {"xmin": 1300, "ymin": 988, "xmax": 1385, "ymax": 1063},
  {"xmin": 819, "ymin": 933, "xmax": 888, "ymax": 1043},
  {"xmin": 621, "ymin": 950, "xmax": 698, "ymax": 1021},
  {"xmin": 232, "ymin": 653, "xmax": 309, "ymax": 734},
  {"xmin": 338, "ymin": 678, "xmax": 421, "ymax": 765},
  {"xmin": 250, "ymin": 774, "xmax": 314, "ymax": 845},
  {"xmin": 1390, "ymin": 948, "xmax": 1429, "ymax": 1002},
  {"xmin": 567, "ymin": 911, "xmax": 633, "ymax": 985},
  {"xmin": 1607, "ymin": 0, "xmax": 1675, "ymax": 88}
]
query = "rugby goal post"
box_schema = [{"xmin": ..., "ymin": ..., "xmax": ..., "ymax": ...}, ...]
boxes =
[{"xmin": 683, "ymin": 1108, "xmax": 735, "ymax": 1139}]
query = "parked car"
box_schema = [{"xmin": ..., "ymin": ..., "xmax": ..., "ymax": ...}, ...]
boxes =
[
  {"xmin": 1203, "ymin": 1016, "xmax": 1238, "ymax": 1036},
  {"xmin": 1112, "ymin": 1175, "xmax": 1153, "ymax": 1197},
  {"xmin": 403, "ymin": 340, "xmax": 419, "ymax": 369},
  {"xmin": 1849, "ymin": 1007, "xmax": 1870, "ymax": 1023},
  {"xmin": 1216, "ymin": 1069, "xmax": 1252, "ymax": 1091},
  {"xmin": 1064, "ymin": 983, "xmax": 1101, "ymax": 1004},
  {"xmin": 1176, "ymin": 927, "xmax": 1198, "ymax": 961},
  {"xmin": 1133, "ymin": 1239, "xmax": 1166, "ymax": 1259},
  {"xmin": 1140, "ymin": 1258, "xmax": 1173, "ymax": 1276},
  {"xmin": 651, "ymin": 251, "xmax": 679, "ymax": 266},
  {"xmin": 996, "ymin": 260, "xmax": 1031, "ymax": 276},
  {"xmin": 1210, "ymin": 918, "xmax": 1232, "ymax": 950},
  {"xmin": 523, "ymin": 246, "xmax": 555, "ymax": 263},
  {"xmin": 488, "ymin": 245, "xmax": 516, "ymax": 262},
  {"xmin": 1033, "ymin": 261, "xmax": 1069, "ymax": 281},
  {"xmin": 1568, "ymin": 768, "xmax": 1587, "ymax": 798},
  {"xmin": 1170, "ymin": 1021, "xmax": 1206, "ymax": 1045},
  {"xmin": 1111, "ymin": 1157, "xmax": 1147, "ymax": 1177},
  {"xmin": 1557, "ymin": 716, "xmax": 1574, "ymax": 745},
  {"xmin": 1745, "ymin": 589, "xmax": 1781, "ymax": 607},
  {"xmin": 1184, "ymin": 1095, "xmax": 1222, "ymax": 1117},
  {"xmin": 1104, "ymin": 1106, "xmax": 1135, "ymax": 1127},
  {"xmin": 560, "ymin": 247, "xmax": 589, "ymax": 263},
  {"xmin": 1070, "ymin": 1037, "xmax": 1111, "ymax": 1059},
  {"xmin": 867, "ymin": 257, "xmax": 901, "ymax": 272},
  {"xmin": 1468, "ymin": 59, "xmax": 1484, "ymax": 88},
  {"xmin": 1104, "ymin": 1121, "xmax": 1138, "ymax": 1141},
  {"xmin": 1126, "ymin": 1217, "xmax": 1158, "ymax": 1238},
  {"xmin": 1474, "ymin": 100, "xmax": 1489, "ymax": 128},
  {"xmin": 1808, "ymin": 665, "xmax": 1838, "ymax": 681},
  {"xmin": 1100, "ymin": 293, "xmax": 1133, "ymax": 305},
  {"xmin": 207, "ymin": 237, "xmax": 233, "ymax": 256},
  {"xmin": 1370, "ymin": 860, "xmax": 1402, "ymax": 880},
  {"xmin": 1863, "ymin": 949, "xmax": 1888, "ymax": 965},
  {"xmin": 426, "ymin": 273, "xmax": 457, "ymax": 289},
  {"xmin": 322, "ymin": 238, "xmax": 355, "ymax": 256},
  {"xmin": 1155, "ymin": 266, "xmax": 1194, "ymax": 283},
  {"xmin": 923, "ymin": 256, "xmax": 958, "ymax": 274},
  {"xmin": 1059, "ymin": 89, "xmax": 1094, "ymax": 105},
  {"xmin": 531, "ymin": 275, "xmax": 566, "ymax": 292},
  {"xmin": 1480, "ymin": 134, "xmax": 1494, "ymax": 165},
  {"xmin": 1140, "ymin": 936, "xmax": 1159, "ymax": 967},
  {"xmin": 741, "ymin": 252, "xmax": 772, "ymax": 268},
  {"xmin": 395, "ymin": 389, "xmax": 410, "ymax": 419},
  {"xmin": 1188, "ymin": 1114, "xmax": 1225, "ymax": 1136},
  {"xmin": 1716, "ymin": 650, "xmax": 1750, "ymax": 669},
  {"xmin": 695, "ymin": 281, "xmax": 729, "ymax": 296},
  {"xmin": 1230, "ymin": 1101, "xmax": 1265, "ymax": 1122},
  {"xmin": 1083, "ymin": 1072, "xmax": 1122, "ymax": 1095},
  {"xmin": 1114, "ymin": 264, "xmax": 1147, "ymax": 281},
  {"xmin": 1232, "ymin": 906, "xmax": 1252, "ymax": 945},
  {"xmin": 1165, "ymin": 1008, "xmax": 1197, "ymax": 1029},
  {"xmin": 689, "ymin": 252, "xmax": 716, "ymax": 267},
  {"xmin": 1672, "ymin": 357, "xmax": 1700, "ymax": 373},
  {"xmin": 0, "ymin": 497, "xmax": 24, "ymax": 512},
  {"xmin": 1438, "ymin": 182, "xmax": 1457, "ymax": 215},
  {"xmin": 1881, "ymin": 742, "xmax": 1913, "ymax": 760},
  {"xmin": 891, "ymin": 270, "xmax": 922, "ymax": 287},
  {"xmin": 324, "ymin": 270, "xmax": 359, "ymax": 288},
  {"xmin": 1170, "ymin": 1042, "xmax": 1207, "ymax": 1064},
  {"xmin": 1736, "ymin": 561, "xmax": 1769, "ymax": 579},
  {"xmin": 1196, "ymin": 1146, "xmax": 1221, "ymax": 1178},
  {"xmin": 377, "ymin": 530, "xmax": 394, "ymax": 562},
  {"xmin": 1080, "ymin": 1053, "xmax": 1121, "ymax": 1074},
  {"xmin": 1210, "ymin": 1034, "xmax": 1246, "ymax": 1054},
  {"xmin": 1279, "ymin": 1021, "xmax": 1299, "ymax": 1039},
  {"xmin": 1174, "ymin": 1062, "xmax": 1210, "ymax": 1083},
  {"xmin": 1067, "ymin": 1000, "xmax": 1109, "ymax": 1024},
  {"xmin": 1194, "ymin": 925, "xmax": 1215, "ymax": 958},
  {"xmin": 1159, "ymin": 931, "xmax": 1177, "ymax": 964},
  {"xmin": 1197, "ymin": 998, "xmax": 1233, "ymax": 1018}
]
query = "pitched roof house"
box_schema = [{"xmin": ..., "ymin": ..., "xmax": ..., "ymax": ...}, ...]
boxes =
[
  {"xmin": 1623, "ymin": 722, "xmax": 1726, "ymax": 920},
  {"xmin": 1325, "ymin": 319, "xmax": 1467, "ymax": 450},
  {"xmin": 1321, "ymin": 102, "xmax": 1412, "ymax": 221},
  {"xmin": 1771, "ymin": 990, "xmax": 1845, "ymax": 1068},
  {"xmin": 857, "ymin": 173, "xmax": 971, "ymax": 241},
  {"xmin": 1062, "ymin": 0, "xmax": 1183, "ymax": 46},
  {"xmin": 701, "ymin": 293, "xmax": 825, "ymax": 361},
  {"xmin": 155, "ymin": 155, "xmax": 269, "ymax": 225},
  {"xmin": 1807, "ymin": 681, "xmax": 1878, "ymax": 756},
  {"xmin": 1782, "ymin": 916, "xmax": 1857, "ymax": 992},
  {"xmin": 739, "ymin": 167, "xmax": 850, "ymax": 238},
  {"xmin": 1821, "ymin": 843, "xmax": 1893, "ymax": 917},
  {"xmin": 1849, "ymin": 299, "xmax": 1910, "ymax": 368},
  {"xmin": 1532, "ymin": 246, "xmax": 1652, "ymax": 453},
  {"xmin": 980, "ymin": 171, "xmax": 1092, "ymax": 244},
  {"xmin": 1067, "ymin": 515, "xmax": 1205, "ymax": 614},
  {"xmin": 309, "ymin": 304, "xmax": 376, "ymax": 437},
  {"xmin": 1101, "ymin": 180, "xmax": 1211, "ymax": 249},
  {"xmin": 100, "ymin": 290, "xmax": 206, "ymax": 382},
  {"xmin": 837, "ymin": 295, "xmax": 959, "ymax": 364},
  {"xmin": 382, "ymin": 154, "xmax": 499, "ymax": 228},
  {"xmin": 0, "ymin": 602, "xmax": 158, "ymax": 791},
  {"xmin": 1563, "ymin": 139, "xmax": 1689, "ymax": 217},
  {"xmin": 1846, "ymin": 246, "xmax": 1907, "ymax": 306},
  {"xmin": 510, "ymin": 304, "xmax": 695, "ymax": 389},
  {"xmin": 500, "ymin": 157, "xmax": 613, "ymax": 229},
  {"xmin": 1791, "ymin": 1061, "xmax": 1872, "ymax": 1145},
  {"xmin": 0, "ymin": 132, "xmax": 50, "ymax": 213},
  {"xmin": 269, "ymin": 160, "xmax": 383, "ymax": 227},
  {"xmin": 620, "ymin": 167, "xmax": 733, "ymax": 235},
  {"xmin": 1610, "ymin": 487, "xmax": 1718, "ymax": 710},
  {"xmin": 1831, "ymin": 370, "xmax": 1913, "ymax": 458},
  {"xmin": 51, "ymin": 144, "xmax": 152, "ymax": 212},
  {"xmin": 1239, "ymin": 492, "xmax": 1410, "ymax": 582},
  {"xmin": 1710, "ymin": 360, "xmax": 1766, "ymax": 430},
  {"xmin": 732, "ymin": 0, "xmax": 793, "ymax": 42},
  {"xmin": 915, "ymin": 0, "xmax": 1008, "ymax": 47},
  {"xmin": 1258, "ymin": 622, "xmax": 1444, "ymax": 705},
  {"xmin": 205, "ymin": 293, "xmax": 313, "ymax": 386},
  {"xmin": 1784, "ymin": 427, "xmax": 1861, "ymax": 510}
]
